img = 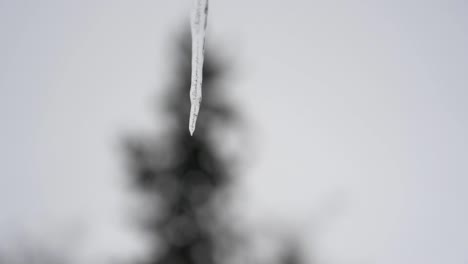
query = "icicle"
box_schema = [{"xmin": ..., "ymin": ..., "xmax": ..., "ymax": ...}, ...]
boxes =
[{"xmin": 189, "ymin": 0, "xmax": 209, "ymax": 136}]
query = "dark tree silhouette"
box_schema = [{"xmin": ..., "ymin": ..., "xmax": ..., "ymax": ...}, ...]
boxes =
[{"xmin": 124, "ymin": 30, "xmax": 242, "ymax": 264}]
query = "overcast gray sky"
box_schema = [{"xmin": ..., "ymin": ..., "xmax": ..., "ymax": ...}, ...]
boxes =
[{"xmin": 1, "ymin": 0, "xmax": 468, "ymax": 263}]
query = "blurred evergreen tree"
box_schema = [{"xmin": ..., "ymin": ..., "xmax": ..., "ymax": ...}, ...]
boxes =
[{"xmin": 125, "ymin": 30, "xmax": 240, "ymax": 264}]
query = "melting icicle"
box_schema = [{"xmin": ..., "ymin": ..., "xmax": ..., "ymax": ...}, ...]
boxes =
[{"xmin": 189, "ymin": 0, "xmax": 209, "ymax": 136}]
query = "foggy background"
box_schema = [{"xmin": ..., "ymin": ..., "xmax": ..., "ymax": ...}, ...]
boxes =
[{"xmin": 1, "ymin": 0, "xmax": 468, "ymax": 263}]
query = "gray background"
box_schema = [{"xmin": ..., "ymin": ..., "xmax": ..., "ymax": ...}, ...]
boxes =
[{"xmin": 1, "ymin": 0, "xmax": 467, "ymax": 263}]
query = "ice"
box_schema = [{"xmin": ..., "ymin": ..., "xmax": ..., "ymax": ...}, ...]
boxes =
[{"xmin": 189, "ymin": 0, "xmax": 209, "ymax": 136}]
